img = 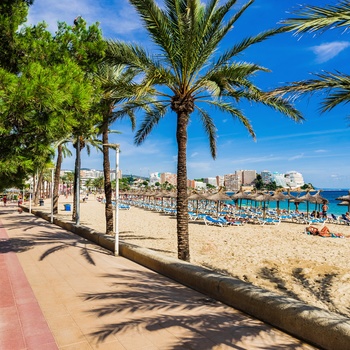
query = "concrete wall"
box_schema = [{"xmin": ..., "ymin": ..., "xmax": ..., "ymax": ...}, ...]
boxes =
[{"xmin": 27, "ymin": 207, "xmax": 350, "ymax": 350}]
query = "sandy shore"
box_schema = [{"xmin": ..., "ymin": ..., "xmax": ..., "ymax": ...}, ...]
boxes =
[{"xmin": 33, "ymin": 195, "xmax": 350, "ymax": 319}]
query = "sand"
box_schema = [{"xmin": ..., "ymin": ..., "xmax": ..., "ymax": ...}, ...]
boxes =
[{"xmin": 35, "ymin": 195, "xmax": 350, "ymax": 319}]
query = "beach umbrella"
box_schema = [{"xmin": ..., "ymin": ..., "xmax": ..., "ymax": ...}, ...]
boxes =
[
  {"xmin": 336, "ymin": 191, "xmax": 350, "ymax": 213},
  {"xmin": 206, "ymin": 191, "xmax": 232, "ymax": 217},
  {"xmin": 337, "ymin": 201, "xmax": 350, "ymax": 212},
  {"xmin": 336, "ymin": 191, "xmax": 350, "ymax": 202},
  {"xmin": 312, "ymin": 191, "xmax": 328, "ymax": 212},
  {"xmin": 252, "ymin": 192, "xmax": 273, "ymax": 218},
  {"xmin": 297, "ymin": 191, "xmax": 316, "ymax": 218},
  {"xmin": 289, "ymin": 196, "xmax": 304, "ymax": 213},
  {"xmin": 188, "ymin": 191, "xmax": 207, "ymax": 214},
  {"xmin": 231, "ymin": 191, "xmax": 250, "ymax": 209},
  {"xmin": 284, "ymin": 188, "xmax": 299, "ymax": 213},
  {"xmin": 271, "ymin": 191, "xmax": 289, "ymax": 214}
]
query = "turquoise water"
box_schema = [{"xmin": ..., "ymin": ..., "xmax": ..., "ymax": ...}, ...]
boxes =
[{"xmin": 226, "ymin": 190, "xmax": 350, "ymax": 216}]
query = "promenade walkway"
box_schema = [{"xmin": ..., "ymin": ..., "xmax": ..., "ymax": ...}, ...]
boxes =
[{"xmin": 0, "ymin": 204, "xmax": 316, "ymax": 349}]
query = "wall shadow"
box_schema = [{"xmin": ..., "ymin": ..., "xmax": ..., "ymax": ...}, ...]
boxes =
[{"xmin": 81, "ymin": 270, "xmax": 311, "ymax": 350}]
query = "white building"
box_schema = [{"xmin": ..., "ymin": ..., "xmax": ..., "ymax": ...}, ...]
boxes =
[
  {"xmin": 284, "ymin": 171, "xmax": 304, "ymax": 189},
  {"xmin": 204, "ymin": 177, "xmax": 217, "ymax": 187},
  {"xmin": 270, "ymin": 172, "xmax": 287, "ymax": 187},
  {"xmin": 149, "ymin": 172, "xmax": 161, "ymax": 186},
  {"xmin": 194, "ymin": 181, "xmax": 207, "ymax": 190}
]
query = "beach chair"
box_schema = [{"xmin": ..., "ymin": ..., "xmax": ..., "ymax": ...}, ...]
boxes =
[
  {"xmin": 307, "ymin": 218, "xmax": 326, "ymax": 227},
  {"xmin": 341, "ymin": 214, "xmax": 350, "ymax": 225},
  {"xmin": 218, "ymin": 217, "xmax": 244, "ymax": 226},
  {"xmin": 204, "ymin": 215, "xmax": 227, "ymax": 227},
  {"xmin": 258, "ymin": 217, "xmax": 281, "ymax": 226},
  {"xmin": 329, "ymin": 214, "xmax": 341, "ymax": 224}
]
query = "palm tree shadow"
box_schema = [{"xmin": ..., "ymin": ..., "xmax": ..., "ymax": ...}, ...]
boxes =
[
  {"xmin": 256, "ymin": 266, "xmax": 349, "ymax": 318},
  {"xmin": 1, "ymin": 220, "xmax": 112, "ymax": 265},
  {"xmin": 81, "ymin": 271, "xmax": 309, "ymax": 349}
]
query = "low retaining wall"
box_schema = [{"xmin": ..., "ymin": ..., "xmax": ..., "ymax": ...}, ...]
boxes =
[{"xmin": 28, "ymin": 207, "xmax": 350, "ymax": 350}]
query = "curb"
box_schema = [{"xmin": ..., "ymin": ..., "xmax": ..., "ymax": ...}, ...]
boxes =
[{"xmin": 27, "ymin": 207, "xmax": 350, "ymax": 350}]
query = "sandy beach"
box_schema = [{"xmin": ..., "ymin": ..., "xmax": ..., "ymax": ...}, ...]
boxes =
[{"xmin": 33, "ymin": 195, "xmax": 350, "ymax": 319}]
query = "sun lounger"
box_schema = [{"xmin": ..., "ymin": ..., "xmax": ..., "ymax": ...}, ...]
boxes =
[
  {"xmin": 341, "ymin": 214, "xmax": 350, "ymax": 225},
  {"xmin": 204, "ymin": 215, "xmax": 227, "ymax": 227},
  {"xmin": 258, "ymin": 217, "xmax": 281, "ymax": 226}
]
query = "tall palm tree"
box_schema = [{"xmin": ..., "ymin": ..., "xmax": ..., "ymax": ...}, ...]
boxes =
[
  {"xmin": 107, "ymin": 0, "xmax": 303, "ymax": 261},
  {"xmin": 53, "ymin": 139, "xmax": 73, "ymax": 214},
  {"xmin": 72, "ymin": 133, "xmax": 102, "ymax": 221},
  {"xmin": 272, "ymin": 2, "xmax": 350, "ymax": 112},
  {"xmin": 95, "ymin": 63, "xmax": 136, "ymax": 235}
]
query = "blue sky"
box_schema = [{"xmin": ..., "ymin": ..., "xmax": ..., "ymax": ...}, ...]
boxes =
[{"xmin": 27, "ymin": 0, "xmax": 350, "ymax": 188}]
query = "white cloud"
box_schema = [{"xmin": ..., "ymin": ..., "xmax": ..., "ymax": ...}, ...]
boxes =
[
  {"xmin": 26, "ymin": 0, "xmax": 142, "ymax": 38},
  {"xmin": 190, "ymin": 152, "xmax": 199, "ymax": 158},
  {"xmin": 231, "ymin": 155, "xmax": 283, "ymax": 164},
  {"xmin": 314, "ymin": 149, "xmax": 327, "ymax": 153},
  {"xmin": 311, "ymin": 41, "xmax": 350, "ymax": 63},
  {"xmin": 288, "ymin": 153, "xmax": 304, "ymax": 161}
]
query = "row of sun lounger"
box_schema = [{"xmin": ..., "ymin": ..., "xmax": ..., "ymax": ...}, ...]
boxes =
[{"xmin": 119, "ymin": 198, "xmax": 350, "ymax": 227}]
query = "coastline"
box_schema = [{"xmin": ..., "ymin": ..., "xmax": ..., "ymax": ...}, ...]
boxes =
[{"xmin": 31, "ymin": 195, "xmax": 350, "ymax": 319}]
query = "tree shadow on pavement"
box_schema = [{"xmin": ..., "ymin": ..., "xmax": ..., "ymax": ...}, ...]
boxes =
[
  {"xmin": 1, "ymin": 216, "xmax": 112, "ymax": 265},
  {"xmin": 81, "ymin": 270, "xmax": 313, "ymax": 350}
]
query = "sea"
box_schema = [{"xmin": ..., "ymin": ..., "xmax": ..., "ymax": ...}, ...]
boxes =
[{"xmin": 225, "ymin": 190, "xmax": 350, "ymax": 216}]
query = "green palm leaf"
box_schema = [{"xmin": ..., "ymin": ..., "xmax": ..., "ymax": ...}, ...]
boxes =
[{"xmin": 283, "ymin": 1, "xmax": 350, "ymax": 34}]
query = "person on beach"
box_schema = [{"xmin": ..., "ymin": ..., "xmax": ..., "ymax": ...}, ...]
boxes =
[
  {"xmin": 3, "ymin": 195, "xmax": 7, "ymax": 206},
  {"xmin": 322, "ymin": 201, "xmax": 328, "ymax": 219},
  {"xmin": 305, "ymin": 225, "xmax": 344, "ymax": 238},
  {"xmin": 224, "ymin": 215, "xmax": 246, "ymax": 225}
]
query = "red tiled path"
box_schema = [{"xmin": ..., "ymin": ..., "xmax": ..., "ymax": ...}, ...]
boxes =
[
  {"xmin": 0, "ymin": 205, "xmax": 317, "ymax": 349},
  {"xmin": 0, "ymin": 220, "xmax": 57, "ymax": 349}
]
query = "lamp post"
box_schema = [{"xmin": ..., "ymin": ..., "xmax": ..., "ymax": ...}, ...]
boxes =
[
  {"xmin": 103, "ymin": 143, "xmax": 120, "ymax": 256},
  {"xmin": 50, "ymin": 168, "xmax": 54, "ymax": 224},
  {"xmin": 29, "ymin": 182, "xmax": 33, "ymax": 214}
]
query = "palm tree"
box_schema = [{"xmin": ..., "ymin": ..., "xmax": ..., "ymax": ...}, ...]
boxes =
[
  {"xmin": 84, "ymin": 178, "xmax": 93, "ymax": 193},
  {"xmin": 93, "ymin": 176, "xmax": 104, "ymax": 193},
  {"xmin": 65, "ymin": 171, "xmax": 74, "ymax": 196},
  {"xmin": 272, "ymin": 2, "xmax": 350, "ymax": 112},
  {"xmin": 53, "ymin": 139, "xmax": 73, "ymax": 214},
  {"xmin": 95, "ymin": 63, "xmax": 136, "ymax": 235},
  {"xmin": 72, "ymin": 133, "xmax": 102, "ymax": 221},
  {"xmin": 107, "ymin": 0, "xmax": 303, "ymax": 261}
]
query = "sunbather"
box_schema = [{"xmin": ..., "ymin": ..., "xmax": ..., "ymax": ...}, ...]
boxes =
[
  {"xmin": 305, "ymin": 225, "xmax": 344, "ymax": 238},
  {"xmin": 224, "ymin": 215, "xmax": 246, "ymax": 225}
]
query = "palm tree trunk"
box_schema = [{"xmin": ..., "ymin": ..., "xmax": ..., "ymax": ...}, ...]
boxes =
[
  {"xmin": 176, "ymin": 111, "xmax": 190, "ymax": 261},
  {"xmin": 102, "ymin": 123, "xmax": 114, "ymax": 235},
  {"xmin": 53, "ymin": 144, "xmax": 63, "ymax": 214}
]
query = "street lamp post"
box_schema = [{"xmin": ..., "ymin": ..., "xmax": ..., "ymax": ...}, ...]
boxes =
[
  {"xmin": 50, "ymin": 168, "xmax": 54, "ymax": 224},
  {"xmin": 103, "ymin": 143, "xmax": 120, "ymax": 256},
  {"xmin": 115, "ymin": 146, "xmax": 120, "ymax": 256},
  {"xmin": 29, "ymin": 182, "xmax": 33, "ymax": 214}
]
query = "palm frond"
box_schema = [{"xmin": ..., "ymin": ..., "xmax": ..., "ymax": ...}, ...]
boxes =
[
  {"xmin": 272, "ymin": 71, "xmax": 350, "ymax": 114},
  {"xmin": 204, "ymin": 99, "xmax": 256, "ymax": 139},
  {"xmin": 214, "ymin": 26, "xmax": 286, "ymax": 67},
  {"xmin": 231, "ymin": 86, "xmax": 304, "ymax": 122},
  {"xmin": 134, "ymin": 106, "xmax": 168, "ymax": 145},
  {"xmin": 129, "ymin": 0, "xmax": 181, "ymax": 79},
  {"xmin": 195, "ymin": 62, "xmax": 270, "ymax": 96},
  {"xmin": 105, "ymin": 40, "xmax": 155, "ymax": 72},
  {"xmin": 195, "ymin": 106, "xmax": 217, "ymax": 158},
  {"xmin": 283, "ymin": 1, "xmax": 350, "ymax": 34}
]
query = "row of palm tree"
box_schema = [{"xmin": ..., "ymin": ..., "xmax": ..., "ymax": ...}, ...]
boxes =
[
  {"xmin": 98, "ymin": 0, "xmax": 349, "ymax": 261},
  {"xmin": 21, "ymin": 1, "xmax": 350, "ymax": 262}
]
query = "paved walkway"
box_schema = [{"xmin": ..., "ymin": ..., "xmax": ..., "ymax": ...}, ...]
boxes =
[{"xmin": 0, "ymin": 204, "xmax": 317, "ymax": 349}]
